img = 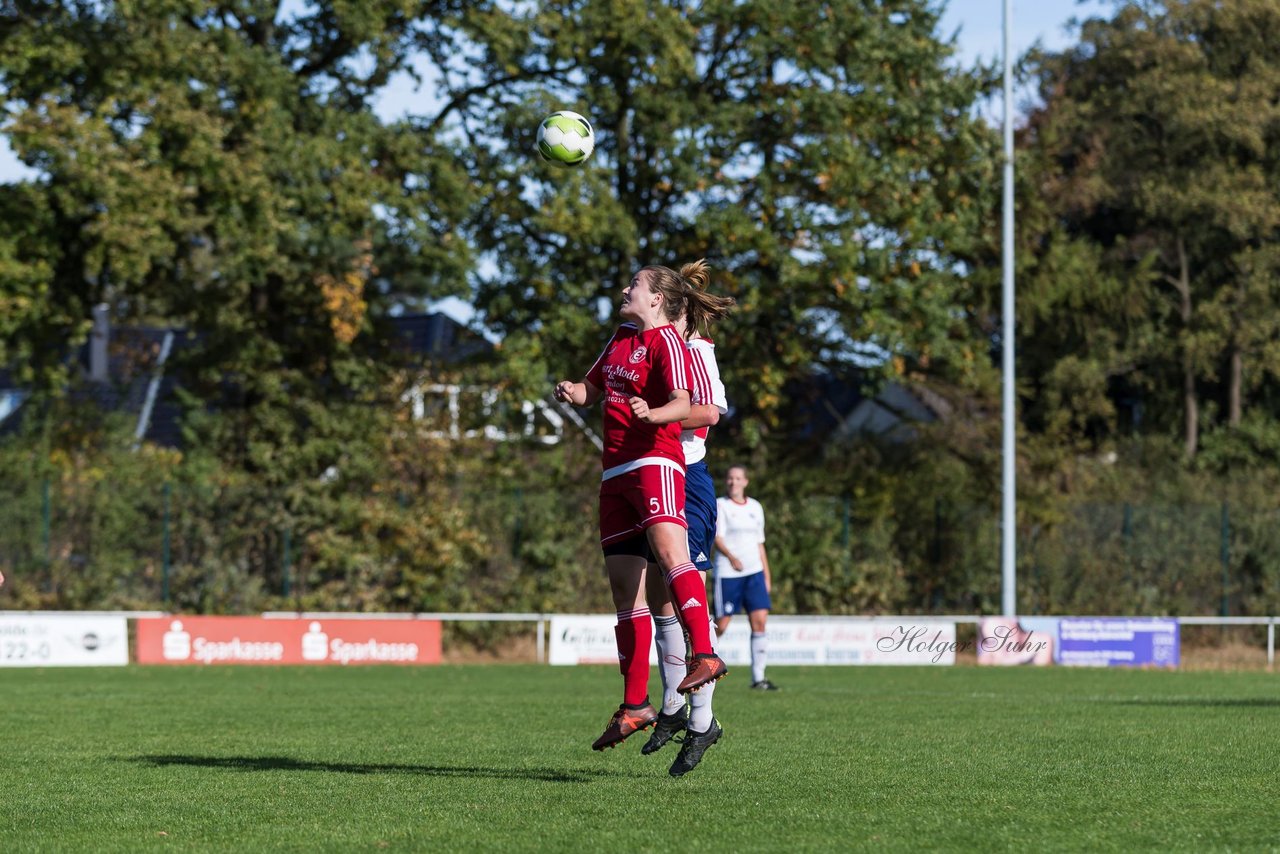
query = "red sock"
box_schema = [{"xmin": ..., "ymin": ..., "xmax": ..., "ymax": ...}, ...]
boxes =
[
  {"xmin": 665, "ymin": 563, "xmax": 713, "ymax": 655},
  {"xmin": 615, "ymin": 608, "xmax": 652, "ymax": 706}
]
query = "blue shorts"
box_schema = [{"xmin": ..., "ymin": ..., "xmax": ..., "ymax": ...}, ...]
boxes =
[
  {"xmin": 714, "ymin": 571, "xmax": 771, "ymax": 618},
  {"xmin": 685, "ymin": 460, "xmax": 717, "ymax": 572}
]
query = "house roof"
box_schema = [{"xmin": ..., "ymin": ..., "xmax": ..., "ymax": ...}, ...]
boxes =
[
  {"xmin": 783, "ymin": 368, "xmax": 949, "ymax": 445},
  {"xmin": 390, "ymin": 312, "xmax": 491, "ymax": 362}
]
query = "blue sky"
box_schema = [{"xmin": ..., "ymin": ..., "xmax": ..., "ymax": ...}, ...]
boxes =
[
  {"xmin": 940, "ymin": 0, "xmax": 1107, "ymax": 66},
  {"xmin": 0, "ymin": 1, "xmax": 1108, "ymax": 184}
]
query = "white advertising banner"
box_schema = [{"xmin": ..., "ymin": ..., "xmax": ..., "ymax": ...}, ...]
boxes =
[
  {"xmin": 549, "ymin": 615, "xmax": 658, "ymax": 666},
  {"xmin": 717, "ymin": 618, "xmax": 958, "ymax": 666},
  {"xmin": 0, "ymin": 615, "xmax": 129, "ymax": 667},
  {"xmin": 549, "ymin": 615, "xmax": 957, "ymax": 666}
]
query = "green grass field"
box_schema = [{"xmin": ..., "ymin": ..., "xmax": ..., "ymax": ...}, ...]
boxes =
[{"xmin": 2, "ymin": 664, "xmax": 1278, "ymax": 851}]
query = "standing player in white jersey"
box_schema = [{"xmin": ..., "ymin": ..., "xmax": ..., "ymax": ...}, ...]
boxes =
[
  {"xmin": 639, "ymin": 259, "xmax": 735, "ymax": 776},
  {"xmin": 554, "ymin": 264, "xmax": 728, "ymax": 753},
  {"xmin": 714, "ymin": 464, "xmax": 778, "ymax": 691}
]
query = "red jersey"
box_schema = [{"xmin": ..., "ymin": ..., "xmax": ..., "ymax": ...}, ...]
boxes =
[{"xmin": 586, "ymin": 322, "xmax": 692, "ymax": 476}]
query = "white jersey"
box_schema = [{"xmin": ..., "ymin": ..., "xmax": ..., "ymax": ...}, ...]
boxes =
[
  {"xmin": 714, "ymin": 496, "xmax": 766, "ymax": 578},
  {"xmin": 681, "ymin": 337, "xmax": 728, "ymax": 466}
]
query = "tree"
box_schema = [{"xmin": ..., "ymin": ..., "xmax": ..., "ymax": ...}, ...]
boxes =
[
  {"xmin": 0, "ymin": 0, "xmax": 498, "ymax": 603},
  {"xmin": 419, "ymin": 0, "xmax": 999, "ymax": 460},
  {"xmin": 0, "ymin": 0, "xmax": 477, "ymax": 470},
  {"xmin": 1020, "ymin": 0, "xmax": 1280, "ymax": 458}
]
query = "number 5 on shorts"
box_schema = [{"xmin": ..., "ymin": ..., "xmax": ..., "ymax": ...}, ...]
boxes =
[{"xmin": 649, "ymin": 497, "xmax": 661, "ymax": 515}]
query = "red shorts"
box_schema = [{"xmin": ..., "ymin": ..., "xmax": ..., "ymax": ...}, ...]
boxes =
[{"xmin": 599, "ymin": 463, "xmax": 687, "ymax": 547}]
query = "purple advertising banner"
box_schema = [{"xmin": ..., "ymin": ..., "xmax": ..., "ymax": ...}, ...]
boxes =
[{"xmin": 1056, "ymin": 618, "xmax": 1179, "ymax": 668}]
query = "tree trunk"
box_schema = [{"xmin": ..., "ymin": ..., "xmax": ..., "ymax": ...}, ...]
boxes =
[
  {"xmin": 1229, "ymin": 344, "xmax": 1242, "ymax": 426},
  {"xmin": 1228, "ymin": 277, "xmax": 1245, "ymax": 425},
  {"xmin": 1175, "ymin": 238, "xmax": 1197, "ymax": 458}
]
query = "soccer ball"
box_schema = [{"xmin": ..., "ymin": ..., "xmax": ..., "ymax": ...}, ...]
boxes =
[{"xmin": 536, "ymin": 110, "xmax": 595, "ymax": 167}]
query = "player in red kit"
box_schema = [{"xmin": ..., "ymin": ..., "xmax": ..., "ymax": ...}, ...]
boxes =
[
  {"xmin": 641, "ymin": 260, "xmax": 737, "ymax": 777},
  {"xmin": 555, "ymin": 265, "xmax": 728, "ymax": 752}
]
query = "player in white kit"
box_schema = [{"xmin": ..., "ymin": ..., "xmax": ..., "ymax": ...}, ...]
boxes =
[{"xmin": 714, "ymin": 464, "xmax": 778, "ymax": 690}]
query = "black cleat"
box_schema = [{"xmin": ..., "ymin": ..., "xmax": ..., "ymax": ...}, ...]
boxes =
[
  {"xmin": 668, "ymin": 718, "xmax": 722, "ymax": 777},
  {"xmin": 641, "ymin": 707, "xmax": 688, "ymax": 755},
  {"xmin": 750, "ymin": 679, "xmax": 780, "ymax": 691}
]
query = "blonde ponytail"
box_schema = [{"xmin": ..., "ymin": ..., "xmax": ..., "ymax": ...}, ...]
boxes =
[{"xmin": 678, "ymin": 258, "xmax": 735, "ymax": 338}]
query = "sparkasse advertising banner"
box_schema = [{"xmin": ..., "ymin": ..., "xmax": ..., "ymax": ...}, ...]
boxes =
[
  {"xmin": 0, "ymin": 615, "xmax": 129, "ymax": 667},
  {"xmin": 136, "ymin": 617, "xmax": 442, "ymax": 665},
  {"xmin": 549, "ymin": 616, "xmax": 958, "ymax": 666}
]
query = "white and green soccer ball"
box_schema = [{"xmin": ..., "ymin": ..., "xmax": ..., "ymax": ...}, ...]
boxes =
[{"xmin": 536, "ymin": 110, "xmax": 595, "ymax": 167}]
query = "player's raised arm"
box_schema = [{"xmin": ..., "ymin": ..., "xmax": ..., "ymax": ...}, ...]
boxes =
[
  {"xmin": 554, "ymin": 378, "xmax": 602, "ymax": 407},
  {"xmin": 629, "ymin": 389, "xmax": 690, "ymax": 425}
]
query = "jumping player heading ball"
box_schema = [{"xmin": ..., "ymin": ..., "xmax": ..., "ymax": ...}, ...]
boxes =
[
  {"xmin": 554, "ymin": 263, "xmax": 730, "ymax": 757},
  {"xmin": 641, "ymin": 259, "xmax": 736, "ymax": 776}
]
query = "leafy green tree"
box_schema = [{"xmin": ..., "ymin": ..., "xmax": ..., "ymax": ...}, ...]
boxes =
[
  {"xmin": 0, "ymin": 1, "xmax": 500, "ymax": 607},
  {"xmin": 0, "ymin": 0, "xmax": 477, "ymax": 468},
  {"xmin": 0, "ymin": 183, "xmax": 63, "ymax": 387},
  {"xmin": 426, "ymin": 0, "xmax": 998, "ymax": 459},
  {"xmin": 1019, "ymin": 0, "xmax": 1280, "ymax": 458}
]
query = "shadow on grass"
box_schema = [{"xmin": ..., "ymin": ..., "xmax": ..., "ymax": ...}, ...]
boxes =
[
  {"xmin": 129, "ymin": 754, "xmax": 634, "ymax": 783},
  {"xmin": 1105, "ymin": 697, "xmax": 1280, "ymax": 708}
]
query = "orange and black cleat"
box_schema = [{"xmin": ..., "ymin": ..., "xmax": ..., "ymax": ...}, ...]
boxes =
[
  {"xmin": 676, "ymin": 653, "xmax": 727, "ymax": 695},
  {"xmin": 591, "ymin": 703, "xmax": 659, "ymax": 751}
]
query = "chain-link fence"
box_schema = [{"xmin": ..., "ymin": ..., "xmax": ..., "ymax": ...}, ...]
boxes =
[{"xmin": 4, "ymin": 468, "xmax": 1279, "ymax": 620}]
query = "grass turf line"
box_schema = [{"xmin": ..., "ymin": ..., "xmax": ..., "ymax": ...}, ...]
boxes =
[{"xmin": 1, "ymin": 665, "xmax": 1278, "ymax": 851}]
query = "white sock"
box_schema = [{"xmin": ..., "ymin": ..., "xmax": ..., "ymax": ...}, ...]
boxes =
[
  {"xmin": 652, "ymin": 614, "xmax": 687, "ymax": 715},
  {"xmin": 689, "ymin": 615, "xmax": 718, "ymax": 732},
  {"xmin": 751, "ymin": 631, "xmax": 767, "ymax": 684}
]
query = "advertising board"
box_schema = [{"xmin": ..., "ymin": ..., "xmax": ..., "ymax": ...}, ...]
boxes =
[
  {"xmin": 0, "ymin": 615, "xmax": 129, "ymax": 667},
  {"xmin": 136, "ymin": 616, "xmax": 442, "ymax": 665},
  {"xmin": 549, "ymin": 616, "xmax": 958, "ymax": 666}
]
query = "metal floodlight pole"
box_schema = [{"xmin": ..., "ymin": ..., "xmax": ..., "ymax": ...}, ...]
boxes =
[{"xmin": 1001, "ymin": 0, "xmax": 1017, "ymax": 618}]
